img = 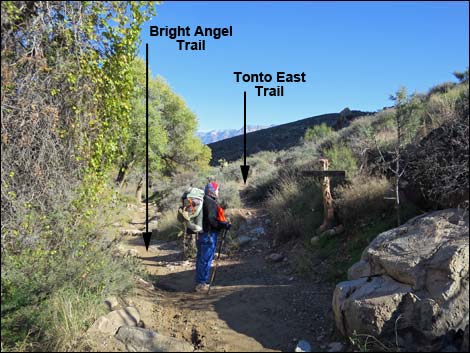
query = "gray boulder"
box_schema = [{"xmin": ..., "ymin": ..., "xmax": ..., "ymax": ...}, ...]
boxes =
[
  {"xmin": 116, "ymin": 326, "xmax": 194, "ymax": 352},
  {"xmin": 88, "ymin": 307, "xmax": 140, "ymax": 335},
  {"xmin": 333, "ymin": 209, "xmax": 469, "ymax": 350}
]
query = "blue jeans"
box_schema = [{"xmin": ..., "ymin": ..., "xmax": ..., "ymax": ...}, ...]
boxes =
[{"xmin": 195, "ymin": 231, "xmax": 218, "ymax": 284}]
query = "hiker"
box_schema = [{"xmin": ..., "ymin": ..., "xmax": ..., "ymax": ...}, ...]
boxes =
[{"xmin": 194, "ymin": 179, "xmax": 231, "ymax": 292}]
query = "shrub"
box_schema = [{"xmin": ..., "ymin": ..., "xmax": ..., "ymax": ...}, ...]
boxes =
[
  {"xmin": 427, "ymin": 82, "xmax": 457, "ymax": 96},
  {"xmin": 323, "ymin": 144, "xmax": 359, "ymax": 179},
  {"xmin": 1, "ymin": 240, "xmax": 136, "ymax": 351},
  {"xmin": 304, "ymin": 123, "xmax": 334, "ymax": 142},
  {"xmin": 335, "ymin": 175, "xmax": 394, "ymax": 228},
  {"xmin": 156, "ymin": 210, "xmax": 182, "ymax": 241},
  {"xmin": 408, "ymin": 84, "xmax": 469, "ymax": 208},
  {"xmin": 219, "ymin": 180, "xmax": 242, "ymax": 209},
  {"xmin": 265, "ymin": 176, "xmax": 323, "ymax": 242}
]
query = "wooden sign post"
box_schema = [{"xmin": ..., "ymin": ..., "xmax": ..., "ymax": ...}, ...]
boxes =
[{"xmin": 303, "ymin": 159, "xmax": 345, "ymax": 233}]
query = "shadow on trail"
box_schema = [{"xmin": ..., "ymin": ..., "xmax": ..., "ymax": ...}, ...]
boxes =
[
  {"xmin": 149, "ymin": 261, "xmax": 284, "ymax": 293},
  {"xmin": 148, "ymin": 263, "xmax": 334, "ymax": 351}
]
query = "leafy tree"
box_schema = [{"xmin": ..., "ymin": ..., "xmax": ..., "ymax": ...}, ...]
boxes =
[
  {"xmin": 115, "ymin": 59, "xmax": 168, "ymax": 189},
  {"xmin": 115, "ymin": 63, "xmax": 211, "ymax": 200},
  {"xmin": 156, "ymin": 77, "xmax": 211, "ymax": 175},
  {"xmin": 375, "ymin": 87, "xmax": 421, "ymax": 226}
]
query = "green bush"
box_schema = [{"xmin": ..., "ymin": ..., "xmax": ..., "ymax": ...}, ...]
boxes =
[
  {"xmin": 323, "ymin": 144, "xmax": 358, "ymax": 179},
  {"xmin": 304, "ymin": 123, "xmax": 334, "ymax": 142},
  {"xmin": 1, "ymin": 241, "xmax": 136, "ymax": 351}
]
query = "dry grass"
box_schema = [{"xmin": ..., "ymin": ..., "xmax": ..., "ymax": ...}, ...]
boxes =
[{"xmin": 335, "ymin": 175, "xmax": 393, "ymax": 227}]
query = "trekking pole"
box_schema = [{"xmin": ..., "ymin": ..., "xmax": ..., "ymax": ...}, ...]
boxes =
[{"xmin": 207, "ymin": 228, "xmax": 228, "ymax": 295}]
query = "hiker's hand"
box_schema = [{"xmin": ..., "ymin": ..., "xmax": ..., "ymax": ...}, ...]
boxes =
[{"xmin": 222, "ymin": 222, "xmax": 231, "ymax": 230}]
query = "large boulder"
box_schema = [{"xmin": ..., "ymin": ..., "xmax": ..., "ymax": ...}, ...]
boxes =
[{"xmin": 333, "ymin": 209, "xmax": 469, "ymax": 350}]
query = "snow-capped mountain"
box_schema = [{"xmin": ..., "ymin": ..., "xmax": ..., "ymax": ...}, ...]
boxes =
[{"xmin": 197, "ymin": 125, "xmax": 274, "ymax": 144}]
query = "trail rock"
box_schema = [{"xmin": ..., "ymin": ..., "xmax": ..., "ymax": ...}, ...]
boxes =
[
  {"xmin": 136, "ymin": 277, "xmax": 155, "ymax": 290},
  {"xmin": 295, "ymin": 339, "xmax": 312, "ymax": 352},
  {"xmin": 310, "ymin": 235, "xmax": 320, "ymax": 245},
  {"xmin": 120, "ymin": 229, "xmax": 142, "ymax": 236},
  {"xmin": 104, "ymin": 296, "xmax": 120, "ymax": 311},
  {"xmin": 251, "ymin": 226, "xmax": 266, "ymax": 236},
  {"xmin": 327, "ymin": 342, "xmax": 344, "ymax": 352},
  {"xmin": 237, "ymin": 235, "xmax": 252, "ymax": 246},
  {"xmin": 266, "ymin": 253, "xmax": 284, "ymax": 263},
  {"xmin": 116, "ymin": 326, "xmax": 194, "ymax": 352},
  {"xmin": 333, "ymin": 209, "xmax": 469, "ymax": 351},
  {"xmin": 88, "ymin": 307, "xmax": 140, "ymax": 335},
  {"xmin": 126, "ymin": 249, "xmax": 139, "ymax": 257},
  {"xmin": 321, "ymin": 225, "xmax": 345, "ymax": 237}
]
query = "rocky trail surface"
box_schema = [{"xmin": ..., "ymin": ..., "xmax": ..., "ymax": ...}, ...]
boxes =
[{"xmin": 89, "ymin": 203, "xmax": 346, "ymax": 352}]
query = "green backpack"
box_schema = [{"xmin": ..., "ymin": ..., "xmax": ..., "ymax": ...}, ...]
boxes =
[{"xmin": 177, "ymin": 187, "xmax": 204, "ymax": 233}]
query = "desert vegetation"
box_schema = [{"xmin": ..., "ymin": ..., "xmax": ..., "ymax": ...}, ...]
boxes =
[
  {"xmin": 1, "ymin": 1, "xmax": 468, "ymax": 351},
  {"xmin": 1, "ymin": 2, "xmax": 210, "ymax": 350},
  {"xmin": 203, "ymin": 70, "xmax": 469, "ymax": 281}
]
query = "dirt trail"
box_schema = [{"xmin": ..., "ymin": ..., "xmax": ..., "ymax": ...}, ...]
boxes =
[{"xmin": 118, "ymin": 205, "xmax": 340, "ymax": 352}]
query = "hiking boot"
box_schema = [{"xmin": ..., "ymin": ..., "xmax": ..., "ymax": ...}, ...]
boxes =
[{"xmin": 194, "ymin": 283, "xmax": 209, "ymax": 293}]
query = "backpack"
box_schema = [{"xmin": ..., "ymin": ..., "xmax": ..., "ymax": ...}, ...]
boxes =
[
  {"xmin": 216, "ymin": 205, "xmax": 227, "ymax": 222},
  {"xmin": 177, "ymin": 187, "xmax": 205, "ymax": 233}
]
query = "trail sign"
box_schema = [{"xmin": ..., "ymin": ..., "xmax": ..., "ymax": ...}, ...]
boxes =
[
  {"xmin": 302, "ymin": 159, "xmax": 345, "ymax": 233},
  {"xmin": 302, "ymin": 170, "xmax": 345, "ymax": 178}
]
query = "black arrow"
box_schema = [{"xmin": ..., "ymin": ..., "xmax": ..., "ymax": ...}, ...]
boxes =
[
  {"xmin": 240, "ymin": 91, "xmax": 250, "ymax": 184},
  {"xmin": 143, "ymin": 43, "xmax": 151, "ymax": 251}
]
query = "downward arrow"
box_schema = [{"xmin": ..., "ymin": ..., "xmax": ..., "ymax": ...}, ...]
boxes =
[
  {"xmin": 240, "ymin": 91, "xmax": 250, "ymax": 184},
  {"xmin": 143, "ymin": 43, "xmax": 151, "ymax": 251}
]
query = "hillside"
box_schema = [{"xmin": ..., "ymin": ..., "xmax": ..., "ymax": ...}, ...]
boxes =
[
  {"xmin": 197, "ymin": 125, "xmax": 274, "ymax": 144},
  {"xmin": 208, "ymin": 110, "xmax": 372, "ymax": 164}
]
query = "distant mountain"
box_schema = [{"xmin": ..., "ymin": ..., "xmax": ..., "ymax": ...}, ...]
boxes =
[
  {"xmin": 197, "ymin": 125, "xmax": 274, "ymax": 144},
  {"xmin": 207, "ymin": 110, "xmax": 374, "ymax": 165}
]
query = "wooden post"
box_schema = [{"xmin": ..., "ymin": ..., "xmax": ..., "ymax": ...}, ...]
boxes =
[{"xmin": 318, "ymin": 158, "xmax": 334, "ymax": 233}]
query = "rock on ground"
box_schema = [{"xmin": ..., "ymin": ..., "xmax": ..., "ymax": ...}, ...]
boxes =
[
  {"xmin": 295, "ymin": 339, "xmax": 312, "ymax": 352},
  {"xmin": 104, "ymin": 296, "xmax": 121, "ymax": 311},
  {"xmin": 266, "ymin": 253, "xmax": 284, "ymax": 263},
  {"xmin": 333, "ymin": 209, "xmax": 469, "ymax": 351},
  {"xmin": 237, "ymin": 235, "xmax": 252, "ymax": 246},
  {"xmin": 326, "ymin": 342, "xmax": 344, "ymax": 352},
  {"xmin": 136, "ymin": 277, "xmax": 155, "ymax": 290},
  {"xmin": 120, "ymin": 229, "xmax": 142, "ymax": 236},
  {"xmin": 127, "ymin": 249, "xmax": 139, "ymax": 257},
  {"xmin": 115, "ymin": 326, "xmax": 194, "ymax": 352},
  {"xmin": 88, "ymin": 307, "xmax": 140, "ymax": 335}
]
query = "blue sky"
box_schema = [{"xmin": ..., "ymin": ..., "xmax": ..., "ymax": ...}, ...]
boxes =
[{"xmin": 138, "ymin": 1, "xmax": 469, "ymax": 131}]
